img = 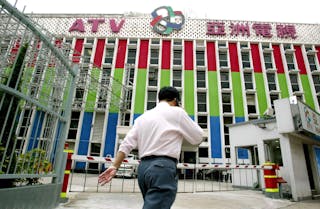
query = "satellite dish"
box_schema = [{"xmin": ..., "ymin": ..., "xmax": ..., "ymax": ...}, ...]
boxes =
[{"xmin": 263, "ymin": 107, "xmax": 274, "ymax": 117}]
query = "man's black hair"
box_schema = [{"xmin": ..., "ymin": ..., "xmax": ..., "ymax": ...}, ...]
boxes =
[{"xmin": 158, "ymin": 86, "xmax": 180, "ymax": 106}]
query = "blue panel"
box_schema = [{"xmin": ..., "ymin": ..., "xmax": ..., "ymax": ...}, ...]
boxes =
[
  {"xmin": 27, "ymin": 111, "xmax": 45, "ymax": 151},
  {"xmin": 237, "ymin": 148, "xmax": 249, "ymax": 159},
  {"xmin": 210, "ymin": 116, "xmax": 222, "ymax": 158},
  {"xmin": 75, "ymin": 112, "xmax": 93, "ymax": 169},
  {"xmin": 315, "ymin": 147, "xmax": 320, "ymax": 178},
  {"xmin": 133, "ymin": 114, "xmax": 141, "ymax": 122},
  {"xmin": 104, "ymin": 113, "xmax": 118, "ymax": 157},
  {"xmin": 235, "ymin": 117, "xmax": 245, "ymax": 123}
]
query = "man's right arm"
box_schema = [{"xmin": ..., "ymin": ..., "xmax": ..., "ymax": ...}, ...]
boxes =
[{"xmin": 179, "ymin": 109, "xmax": 204, "ymax": 145}]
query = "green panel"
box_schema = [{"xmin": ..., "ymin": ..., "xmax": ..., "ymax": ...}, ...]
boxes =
[
  {"xmin": 134, "ymin": 69, "xmax": 147, "ymax": 114},
  {"xmin": 39, "ymin": 68, "xmax": 53, "ymax": 106},
  {"xmin": 232, "ymin": 72, "xmax": 245, "ymax": 117},
  {"xmin": 277, "ymin": 74, "xmax": 289, "ymax": 98},
  {"xmin": 208, "ymin": 71, "xmax": 220, "ymax": 116},
  {"xmin": 184, "ymin": 70, "xmax": 194, "ymax": 115},
  {"xmin": 85, "ymin": 68, "xmax": 100, "ymax": 112},
  {"xmin": 254, "ymin": 73, "xmax": 268, "ymax": 115},
  {"xmin": 301, "ymin": 75, "xmax": 315, "ymax": 109},
  {"xmin": 160, "ymin": 70, "xmax": 170, "ymax": 88},
  {"xmin": 109, "ymin": 68, "xmax": 124, "ymax": 113},
  {"xmin": 21, "ymin": 68, "xmax": 34, "ymax": 95},
  {"xmin": 62, "ymin": 73, "xmax": 71, "ymax": 108}
]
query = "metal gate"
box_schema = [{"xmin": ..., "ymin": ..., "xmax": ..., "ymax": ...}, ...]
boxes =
[{"xmin": 0, "ymin": 0, "xmax": 77, "ymax": 208}]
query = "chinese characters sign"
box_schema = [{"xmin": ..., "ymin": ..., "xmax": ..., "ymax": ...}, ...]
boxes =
[
  {"xmin": 298, "ymin": 101, "xmax": 320, "ymax": 138},
  {"xmin": 207, "ymin": 22, "xmax": 297, "ymax": 39}
]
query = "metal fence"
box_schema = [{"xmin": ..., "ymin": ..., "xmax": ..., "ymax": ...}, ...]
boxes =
[
  {"xmin": 68, "ymin": 157, "xmax": 262, "ymax": 194},
  {"xmin": 0, "ymin": 0, "xmax": 76, "ymax": 189}
]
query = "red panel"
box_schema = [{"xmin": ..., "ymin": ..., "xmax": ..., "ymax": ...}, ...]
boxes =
[
  {"xmin": 161, "ymin": 40, "xmax": 171, "ymax": 70},
  {"xmin": 206, "ymin": 42, "xmax": 216, "ymax": 71},
  {"xmin": 272, "ymin": 45, "xmax": 285, "ymax": 74},
  {"xmin": 138, "ymin": 40, "xmax": 149, "ymax": 69},
  {"xmin": 229, "ymin": 43, "xmax": 240, "ymax": 72},
  {"xmin": 316, "ymin": 46, "xmax": 320, "ymax": 64},
  {"xmin": 72, "ymin": 39, "xmax": 84, "ymax": 63},
  {"xmin": 294, "ymin": 46, "xmax": 307, "ymax": 75},
  {"xmin": 184, "ymin": 41, "xmax": 194, "ymax": 70},
  {"xmin": 250, "ymin": 44, "xmax": 263, "ymax": 73},
  {"xmin": 115, "ymin": 39, "xmax": 127, "ymax": 69},
  {"xmin": 93, "ymin": 39, "xmax": 105, "ymax": 68}
]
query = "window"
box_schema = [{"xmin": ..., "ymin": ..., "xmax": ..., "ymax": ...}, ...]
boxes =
[
  {"xmin": 223, "ymin": 116, "xmax": 233, "ymax": 146},
  {"xmin": 270, "ymin": 94, "xmax": 279, "ymax": 109},
  {"xmin": 264, "ymin": 139, "xmax": 283, "ymax": 166},
  {"xmin": 173, "ymin": 69, "xmax": 182, "ymax": 87},
  {"xmin": 127, "ymin": 49, "xmax": 136, "ymax": 64},
  {"xmin": 244, "ymin": 72, "xmax": 254, "ymax": 90},
  {"xmin": 197, "ymin": 92, "xmax": 207, "ymax": 112},
  {"xmin": 246, "ymin": 94, "xmax": 256, "ymax": 114},
  {"xmin": 290, "ymin": 74, "xmax": 300, "ymax": 92},
  {"xmin": 199, "ymin": 147, "xmax": 208, "ymax": 158},
  {"xmin": 129, "ymin": 39, "xmax": 137, "ymax": 44},
  {"xmin": 222, "ymin": 93, "xmax": 232, "ymax": 113},
  {"xmin": 147, "ymin": 91, "xmax": 157, "ymax": 110},
  {"xmin": 107, "ymin": 39, "xmax": 115, "ymax": 44},
  {"xmin": 313, "ymin": 75, "xmax": 320, "ymax": 93},
  {"xmin": 18, "ymin": 109, "xmax": 32, "ymax": 137},
  {"xmin": 173, "ymin": 50, "xmax": 182, "ymax": 65},
  {"xmin": 197, "ymin": 70, "xmax": 206, "ymax": 88},
  {"xmin": 264, "ymin": 53, "xmax": 273, "ymax": 69},
  {"xmin": 241, "ymin": 52, "xmax": 251, "ymax": 68},
  {"xmin": 196, "ymin": 50, "xmax": 205, "ymax": 66},
  {"xmin": 308, "ymin": 55, "xmax": 317, "ymax": 71},
  {"xmin": 150, "ymin": 49, "xmax": 159, "ymax": 65},
  {"xmin": 68, "ymin": 111, "xmax": 80, "ymax": 139},
  {"xmin": 104, "ymin": 48, "xmax": 114, "ymax": 64},
  {"xmin": 90, "ymin": 143, "xmax": 101, "ymax": 156},
  {"xmin": 285, "ymin": 54, "xmax": 295, "ymax": 70},
  {"xmin": 83, "ymin": 47, "xmax": 92, "ymax": 63},
  {"xmin": 305, "ymin": 45, "xmax": 313, "ymax": 52},
  {"xmin": 173, "ymin": 40, "xmax": 182, "ymax": 45},
  {"xmin": 197, "ymin": 115, "xmax": 207, "ymax": 128},
  {"xmin": 220, "ymin": 72, "xmax": 230, "ymax": 88},
  {"xmin": 86, "ymin": 39, "xmax": 94, "ymax": 44},
  {"xmin": 219, "ymin": 51, "xmax": 228, "ymax": 67},
  {"xmin": 267, "ymin": 73, "xmax": 277, "ymax": 91},
  {"xmin": 127, "ymin": 65, "xmax": 135, "ymax": 85},
  {"xmin": 283, "ymin": 44, "xmax": 292, "ymax": 50},
  {"xmin": 148, "ymin": 67, "xmax": 158, "ymax": 86},
  {"xmin": 151, "ymin": 39, "xmax": 160, "ymax": 45},
  {"xmin": 75, "ymin": 87, "xmax": 84, "ymax": 101}
]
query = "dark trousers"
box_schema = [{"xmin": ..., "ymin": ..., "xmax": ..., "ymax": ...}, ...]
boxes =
[{"xmin": 138, "ymin": 156, "xmax": 178, "ymax": 209}]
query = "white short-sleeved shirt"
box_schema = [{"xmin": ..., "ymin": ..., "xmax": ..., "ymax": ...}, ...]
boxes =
[{"xmin": 118, "ymin": 101, "xmax": 204, "ymax": 160}]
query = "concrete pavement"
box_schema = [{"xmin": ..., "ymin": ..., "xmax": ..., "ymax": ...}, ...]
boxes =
[{"xmin": 56, "ymin": 190, "xmax": 320, "ymax": 209}]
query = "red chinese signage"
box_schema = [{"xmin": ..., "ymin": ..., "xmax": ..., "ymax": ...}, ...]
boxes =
[{"xmin": 207, "ymin": 22, "xmax": 297, "ymax": 39}]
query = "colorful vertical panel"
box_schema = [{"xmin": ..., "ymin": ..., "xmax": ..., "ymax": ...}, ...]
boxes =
[
  {"xmin": 229, "ymin": 43, "xmax": 244, "ymax": 121},
  {"xmin": 184, "ymin": 41, "xmax": 195, "ymax": 115},
  {"xmin": 272, "ymin": 45, "xmax": 289, "ymax": 98},
  {"xmin": 27, "ymin": 110, "xmax": 45, "ymax": 151},
  {"xmin": 210, "ymin": 117, "xmax": 222, "ymax": 158},
  {"xmin": 294, "ymin": 46, "xmax": 314, "ymax": 108},
  {"xmin": 72, "ymin": 39, "xmax": 84, "ymax": 63},
  {"xmin": 134, "ymin": 40, "xmax": 149, "ymax": 115},
  {"xmin": 160, "ymin": 40, "xmax": 171, "ymax": 87},
  {"xmin": 251, "ymin": 44, "xmax": 268, "ymax": 114},
  {"xmin": 93, "ymin": 39, "xmax": 105, "ymax": 68},
  {"xmin": 85, "ymin": 68, "xmax": 100, "ymax": 112}
]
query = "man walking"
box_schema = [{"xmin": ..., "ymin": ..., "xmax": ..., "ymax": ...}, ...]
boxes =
[{"xmin": 98, "ymin": 86, "xmax": 203, "ymax": 209}]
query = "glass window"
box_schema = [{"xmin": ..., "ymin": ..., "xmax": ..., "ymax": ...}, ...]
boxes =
[
  {"xmin": 127, "ymin": 49, "xmax": 136, "ymax": 64},
  {"xmin": 219, "ymin": 51, "xmax": 228, "ymax": 67},
  {"xmin": 222, "ymin": 93, "xmax": 232, "ymax": 113},
  {"xmin": 90, "ymin": 143, "xmax": 101, "ymax": 156},
  {"xmin": 264, "ymin": 139, "xmax": 283, "ymax": 166},
  {"xmin": 244, "ymin": 72, "xmax": 253, "ymax": 90},
  {"xmin": 148, "ymin": 67, "xmax": 158, "ymax": 86},
  {"xmin": 241, "ymin": 52, "xmax": 251, "ymax": 68},
  {"xmin": 313, "ymin": 75, "xmax": 320, "ymax": 93},
  {"xmin": 196, "ymin": 51, "xmax": 205, "ymax": 66},
  {"xmin": 199, "ymin": 147, "xmax": 208, "ymax": 158},
  {"xmin": 267, "ymin": 73, "xmax": 277, "ymax": 91},
  {"xmin": 68, "ymin": 111, "xmax": 80, "ymax": 139},
  {"xmin": 220, "ymin": 72, "xmax": 230, "ymax": 88},
  {"xmin": 173, "ymin": 69, "xmax": 182, "ymax": 87},
  {"xmin": 308, "ymin": 55, "xmax": 317, "ymax": 71},
  {"xmin": 246, "ymin": 94, "xmax": 256, "ymax": 114},
  {"xmin": 264, "ymin": 53, "xmax": 273, "ymax": 69},
  {"xmin": 83, "ymin": 47, "xmax": 92, "ymax": 63},
  {"xmin": 197, "ymin": 70, "xmax": 206, "ymax": 88},
  {"xmin": 174, "ymin": 40, "xmax": 182, "ymax": 45},
  {"xmin": 173, "ymin": 50, "xmax": 182, "ymax": 65},
  {"xmin": 285, "ymin": 54, "xmax": 295, "ymax": 70},
  {"xmin": 283, "ymin": 44, "xmax": 291, "ymax": 50},
  {"xmin": 197, "ymin": 115, "xmax": 207, "ymax": 128},
  {"xmin": 290, "ymin": 74, "xmax": 300, "ymax": 92},
  {"xmin": 150, "ymin": 49, "xmax": 159, "ymax": 65},
  {"xmin": 151, "ymin": 39, "xmax": 160, "ymax": 45},
  {"xmin": 270, "ymin": 94, "xmax": 279, "ymax": 109},
  {"xmin": 147, "ymin": 91, "xmax": 157, "ymax": 110},
  {"xmin": 197, "ymin": 92, "xmax": 207, "ymax": 112},
  {"xmin": 104, "ymin": 48, "xmax": 114, "ymax": 64},
  {"xmin": 107, "ymin": 39, "xmax": 116, "ymax": 44}
]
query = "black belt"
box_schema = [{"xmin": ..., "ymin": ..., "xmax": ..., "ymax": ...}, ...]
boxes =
[{"xmin": 141, "ymin": 155, "xmax": 178, "ymax": 164}]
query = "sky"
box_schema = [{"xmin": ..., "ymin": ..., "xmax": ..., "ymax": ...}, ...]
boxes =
[{"xmin": 7, "ymin": 0, "xmax": 320, "ymax": 24}]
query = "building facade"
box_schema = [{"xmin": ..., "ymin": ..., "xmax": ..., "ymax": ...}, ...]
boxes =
[{"xmin": 8, "ymin": 12, "xmax": 320, "ymax": 170}]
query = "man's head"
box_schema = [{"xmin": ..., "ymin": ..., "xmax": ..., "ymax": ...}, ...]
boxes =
[{"xmin": 158, "ymin": 86, "xmax": 180, "ymax": 106}]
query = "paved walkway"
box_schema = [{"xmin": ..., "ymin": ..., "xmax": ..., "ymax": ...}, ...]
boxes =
[{"xmin": 56, "ymin": 190, "xmax": 320, "ymax": 209}]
